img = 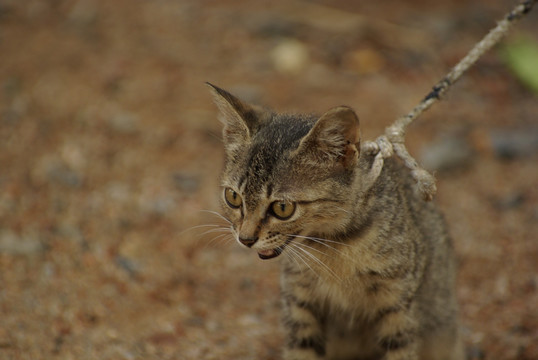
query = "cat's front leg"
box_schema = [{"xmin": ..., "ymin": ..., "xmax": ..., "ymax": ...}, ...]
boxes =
[
  {"xmin": 375, "ymin": 303, "xmax": 419, "ymax": 360},
  {"xmin": 281, "ymin": 272, "xmax": 325, "ymax": 360}
]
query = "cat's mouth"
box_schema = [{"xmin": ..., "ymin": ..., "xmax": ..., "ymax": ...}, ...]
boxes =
[
  {"xmin": 257, "ymin": 237, "xmax": 293, "ymax": 260},
  {"xmin": 257, "ymin": 247, "xmax": 283, "ymax": 260}
]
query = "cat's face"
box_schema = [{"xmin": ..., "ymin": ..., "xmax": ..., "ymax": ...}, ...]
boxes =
[{"xmin": 209, "ymin": 84, "xmax": 361, "ymax": 260}]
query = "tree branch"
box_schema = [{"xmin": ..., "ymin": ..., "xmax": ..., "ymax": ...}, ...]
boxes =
[{"xmin": 364, "ymin": 0, "xmax": 536, "ymax": 201}]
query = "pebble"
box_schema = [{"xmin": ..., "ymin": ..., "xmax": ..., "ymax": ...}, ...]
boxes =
[
  {"xmin": 0, "ymin": 328, "xmax": 12, "ymax": 348},
  {"xmin": 115, "ymin": 256, "xmax": 139, "ymax": 278},
  {"xmin": 140, "ymin": 196, "xmax": 176, "ymax": 216},
  {"xmin": 345, "ymin": 48, "xmax": 385, "ymax": 75},
  {"xmin": 34, "ymin": 155, "xmax": 83, "ymax": 188},
  {"xmin": 493, "ymin": 192, "xmax": 525, "ymax": 210},
  {"xmin": 108, "ymin": 110, "xmax": 139, "ymax": 134},
  {"xmin": 172, "ymin": 172, "xmax": 199, "ymax": 193},
  {"xmin": 489, "ymin": 127, "xmax": 538, "ymax": 159},
  {"xmin": 47, "ymin": 163, "xmax": 83, "ymax": 188},
  {"xmin": 238, "ymin": 314, "xmax": 260, "ymax": 327},
  {"xmin": 271, "ymin": 38, "xmax": 309, "ymax": 74},
  {"xmin": 0, "ymin": 229, "xmax": 44, "ymax": 255},
  {"xmin": 467, "ymin": 345, "xmax": 486, "ymax": 360},
  {"xmin": 67, "ymin": 0, "xmax": 98, "ymax": 28},
  {"xmin": 106, "ymin": 182, "xmax": 131, "ymax": 202},
  {"xmin": 419, "ymin": 135, "xmax": 474, "ymax": 172},
  {"xmin": 246, "ymin": 14, "xmax": 299, "ymax": 38}
]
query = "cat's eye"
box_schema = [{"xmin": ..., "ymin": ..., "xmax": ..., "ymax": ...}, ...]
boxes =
[
  {"xmin": 224, "ymin": 188, "xmax": 242, "ymax": 208},
  {"xmin": 271, "ymin": 200, "xmax": 296, "ymax": 220}
]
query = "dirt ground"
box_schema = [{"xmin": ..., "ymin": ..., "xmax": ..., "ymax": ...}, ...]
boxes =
[{"xmin": 1, "ymin": 0, "xmax": 537, "ymax": 359}]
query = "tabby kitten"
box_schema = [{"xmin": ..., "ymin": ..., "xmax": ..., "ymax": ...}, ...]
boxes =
[{"xmin": 210, "ymin": 83, "xmax": 464, "ymax": 360}]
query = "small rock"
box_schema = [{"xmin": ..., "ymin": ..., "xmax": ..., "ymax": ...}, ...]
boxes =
[
  {"xmin": 493, "ymin": 192, "xmax": 525, "ymax": 210},
  {"xmin": 247, "ymin": 14, "xmax": 299, "ymax": 38},
  {"xmin": 0, "ymin": 229, "xmax": 45, "ymax": 255},
  {"xmin": 205, "ymin": 320, "xmax": 219, "ymax": 332},
  {"xmin": 115, "ymin": 255, "xmax": 139, "ymax": 277},
  {"xmin": 0, "ymin": 328, "xmax": 12, "ymax": 348},
  {"xmin": 2, "ymin": 76, "xmax": 22, "ymax": 97},
  {"xmin": 494, "ymin": 274, "xmax": 509, "ymax": 299},
  {"xmin": 60, "ymin": 142, "xmax": 86, "ymax": 171},
  {"xmin": 34, "ymin": 155, "xmax": 83, "ymax": 188},
  {"xmin": 532, "ymin": 206, "xmax": 538, "ymax": 222},
  {"xmin": 172, "ymin": 172, "xmax": 199, "ymax": 193},
  {"xmin": 238, "ymin": 314, "xmax": 260, "ymax": 327},
  {"xmin": 47, "ymin": 163, "xmax": 83, "ymax": 188},
  {"xmin": 140, "ymin": 196, "xmax": 175, "ymax": 216},
  {"xmin": 1, "ymin": 109, "xmax": 19, "ymax": 126},
  {"xmin": 271, "ymin": 38, "xmax": 309, "ymax": 74},
  {"xmin": 345, "ymin": 48, "xmax": 385, "ymax": 75},
  {"xmin": 106, "ymin": 328, "xmax": 119, "ymax": 340},
  {"xmin": 147, "ymin": 332, "xmax": 177, "ymax": 346},
  {"xmin": 184, "ymin": 316, "xmax": 204, "ymax": 327},
  {"xmin": 489, "ymin": 127, "xmax": 538, "ymax": 159},
  {"xmin": 108, "ymin": 111, "xmax": 139, "ymax": 134},
  {"xmin": 419, "ymin": 135, "xmax": 474, "ymax": 172},
  {"xmin": 68, "ymin": 0, "xmax": 98, "ymax": 28},
  {"xmin": 106, "ymin": 182, "xmax": 131, "ymax": 202},
  {"xmin": 466, "ymin": 345, "xmax": 485, "ymax": 360},
  {"xmin": 0, "ymin": 3, "xmax": 13, "ymax": 21}
]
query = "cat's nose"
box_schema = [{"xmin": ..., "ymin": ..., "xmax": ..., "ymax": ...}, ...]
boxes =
[{"xmin": 239, "ymin": 236, "xmax": 258, "ymax": 248}]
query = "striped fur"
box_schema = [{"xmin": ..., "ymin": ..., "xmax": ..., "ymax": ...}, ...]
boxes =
[{"xmin": 211, "ymin": 84, "xmax": 464, "ymax": 360}]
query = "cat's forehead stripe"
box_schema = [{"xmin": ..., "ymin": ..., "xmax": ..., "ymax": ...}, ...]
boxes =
[
  {"xmin": 238, "ymin": 174, "xmax": 247, "ymax": 192},
  {"xmin": 235, "ymin": 114, "xmax": 318, "ymax": 210},
  {"xmin": 266, "ymin": 183, "xmax": 273, "ymax": 198}
]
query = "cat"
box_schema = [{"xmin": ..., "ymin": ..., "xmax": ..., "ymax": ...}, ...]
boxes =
[{"xmin": 209, "ymin": 83, "xmax": 464, "ymax": 360}]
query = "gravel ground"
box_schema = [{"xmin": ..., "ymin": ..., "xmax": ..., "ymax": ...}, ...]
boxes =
[{"xmin": 1, "ymin": 1, "xmax": 537, "ymax": 359}]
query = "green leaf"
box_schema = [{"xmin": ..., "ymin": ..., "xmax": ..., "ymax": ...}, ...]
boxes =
[{"xmin": 501, "ymin": 36, "xmax": 538, "ymax": 94}]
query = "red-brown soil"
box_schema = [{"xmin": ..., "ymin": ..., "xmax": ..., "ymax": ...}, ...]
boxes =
[{"xmin": 1, "ymin": 1, "xmax": 537, "ymax": 359}]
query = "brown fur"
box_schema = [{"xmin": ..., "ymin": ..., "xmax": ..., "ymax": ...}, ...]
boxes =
[{"xmin": 210, "ymin": 83, "xmax": 464, "ymax": 360}]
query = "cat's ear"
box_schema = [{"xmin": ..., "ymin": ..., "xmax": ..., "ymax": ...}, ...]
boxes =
[
  {"xmin": 207, "ymin": 83, "xmax": 263, "ymax": 151},
  {"xmin": 294, "ymin": 106, "xmax": 360, "ymax": 169}
]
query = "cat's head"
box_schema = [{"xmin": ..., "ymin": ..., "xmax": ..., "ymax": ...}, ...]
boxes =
[{"xmin": 209, "ymin": 83, "xmax": 361, "ymax": 260}]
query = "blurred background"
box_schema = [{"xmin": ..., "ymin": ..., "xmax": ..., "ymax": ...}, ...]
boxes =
[{"xmin": 1, "ymin": 0, "xmax": 537, "ymax": 359}]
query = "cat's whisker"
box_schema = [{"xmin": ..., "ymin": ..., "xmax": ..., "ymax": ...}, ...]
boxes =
[
  {"xmin": 287, "ymin": 234, "xmax": 353, "ymax": 248},
  {"xmin": 284, "ymin": 247, "xmax": 304, "ymax": 274},
  {"xmin": 291, "ymin": 239, "xmax": 332, "ymax": 258},
  {"xmin": 288, "ymin": 241, "xmax": 341, "ymax": 282},
  {"xmin": 301, "ymin": 236, "xmax": 362, "ymax": 267},
  {"xmin": 286, "ymin": 234, "xmax": 357, "ymax": 264},
  {"xmin": 283, "ymin": 245, "xmax": 303, "ymax": 268},
  {"xmin": 293, "ymin": 245, "xmax": 341, "ymax": 282},
  {"xmin": 199, "ymin": 209, "xmax": 232, "ymax": 224},
  {"xmin": 209, "ymin": 233, "xmax": 233, "ymax": 243},
  {"xmin": 303, "ymin": 237, "xmax": 356, "ymax": 261},
  {"xmin": 286, "ymin": 243, "xmax": 320, "ymax": 279},
  {"xmin": 206, "ymin": 130, "xmax": 223, "ymax": 143},
  {"xmin": 206, "ymin": 233, "xmax": 234, "ymax": 248},
  {"xmin": 206, "ymin": 233, "xmax": 228, "ymax": 245},
  {"xmin": 197, "ymin": 226, "xmax": 232, "ymax": 238},
  {"xmin": 178, "ymin": 223, "xmax": 224, "ymax": 237},
  {"xmin": 334, "ymin": 206, "xmax": 352, "ymax": 215},
  {"xmin": 179, "ymin": 219, "xmax": 233, "ymax": 248}
]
